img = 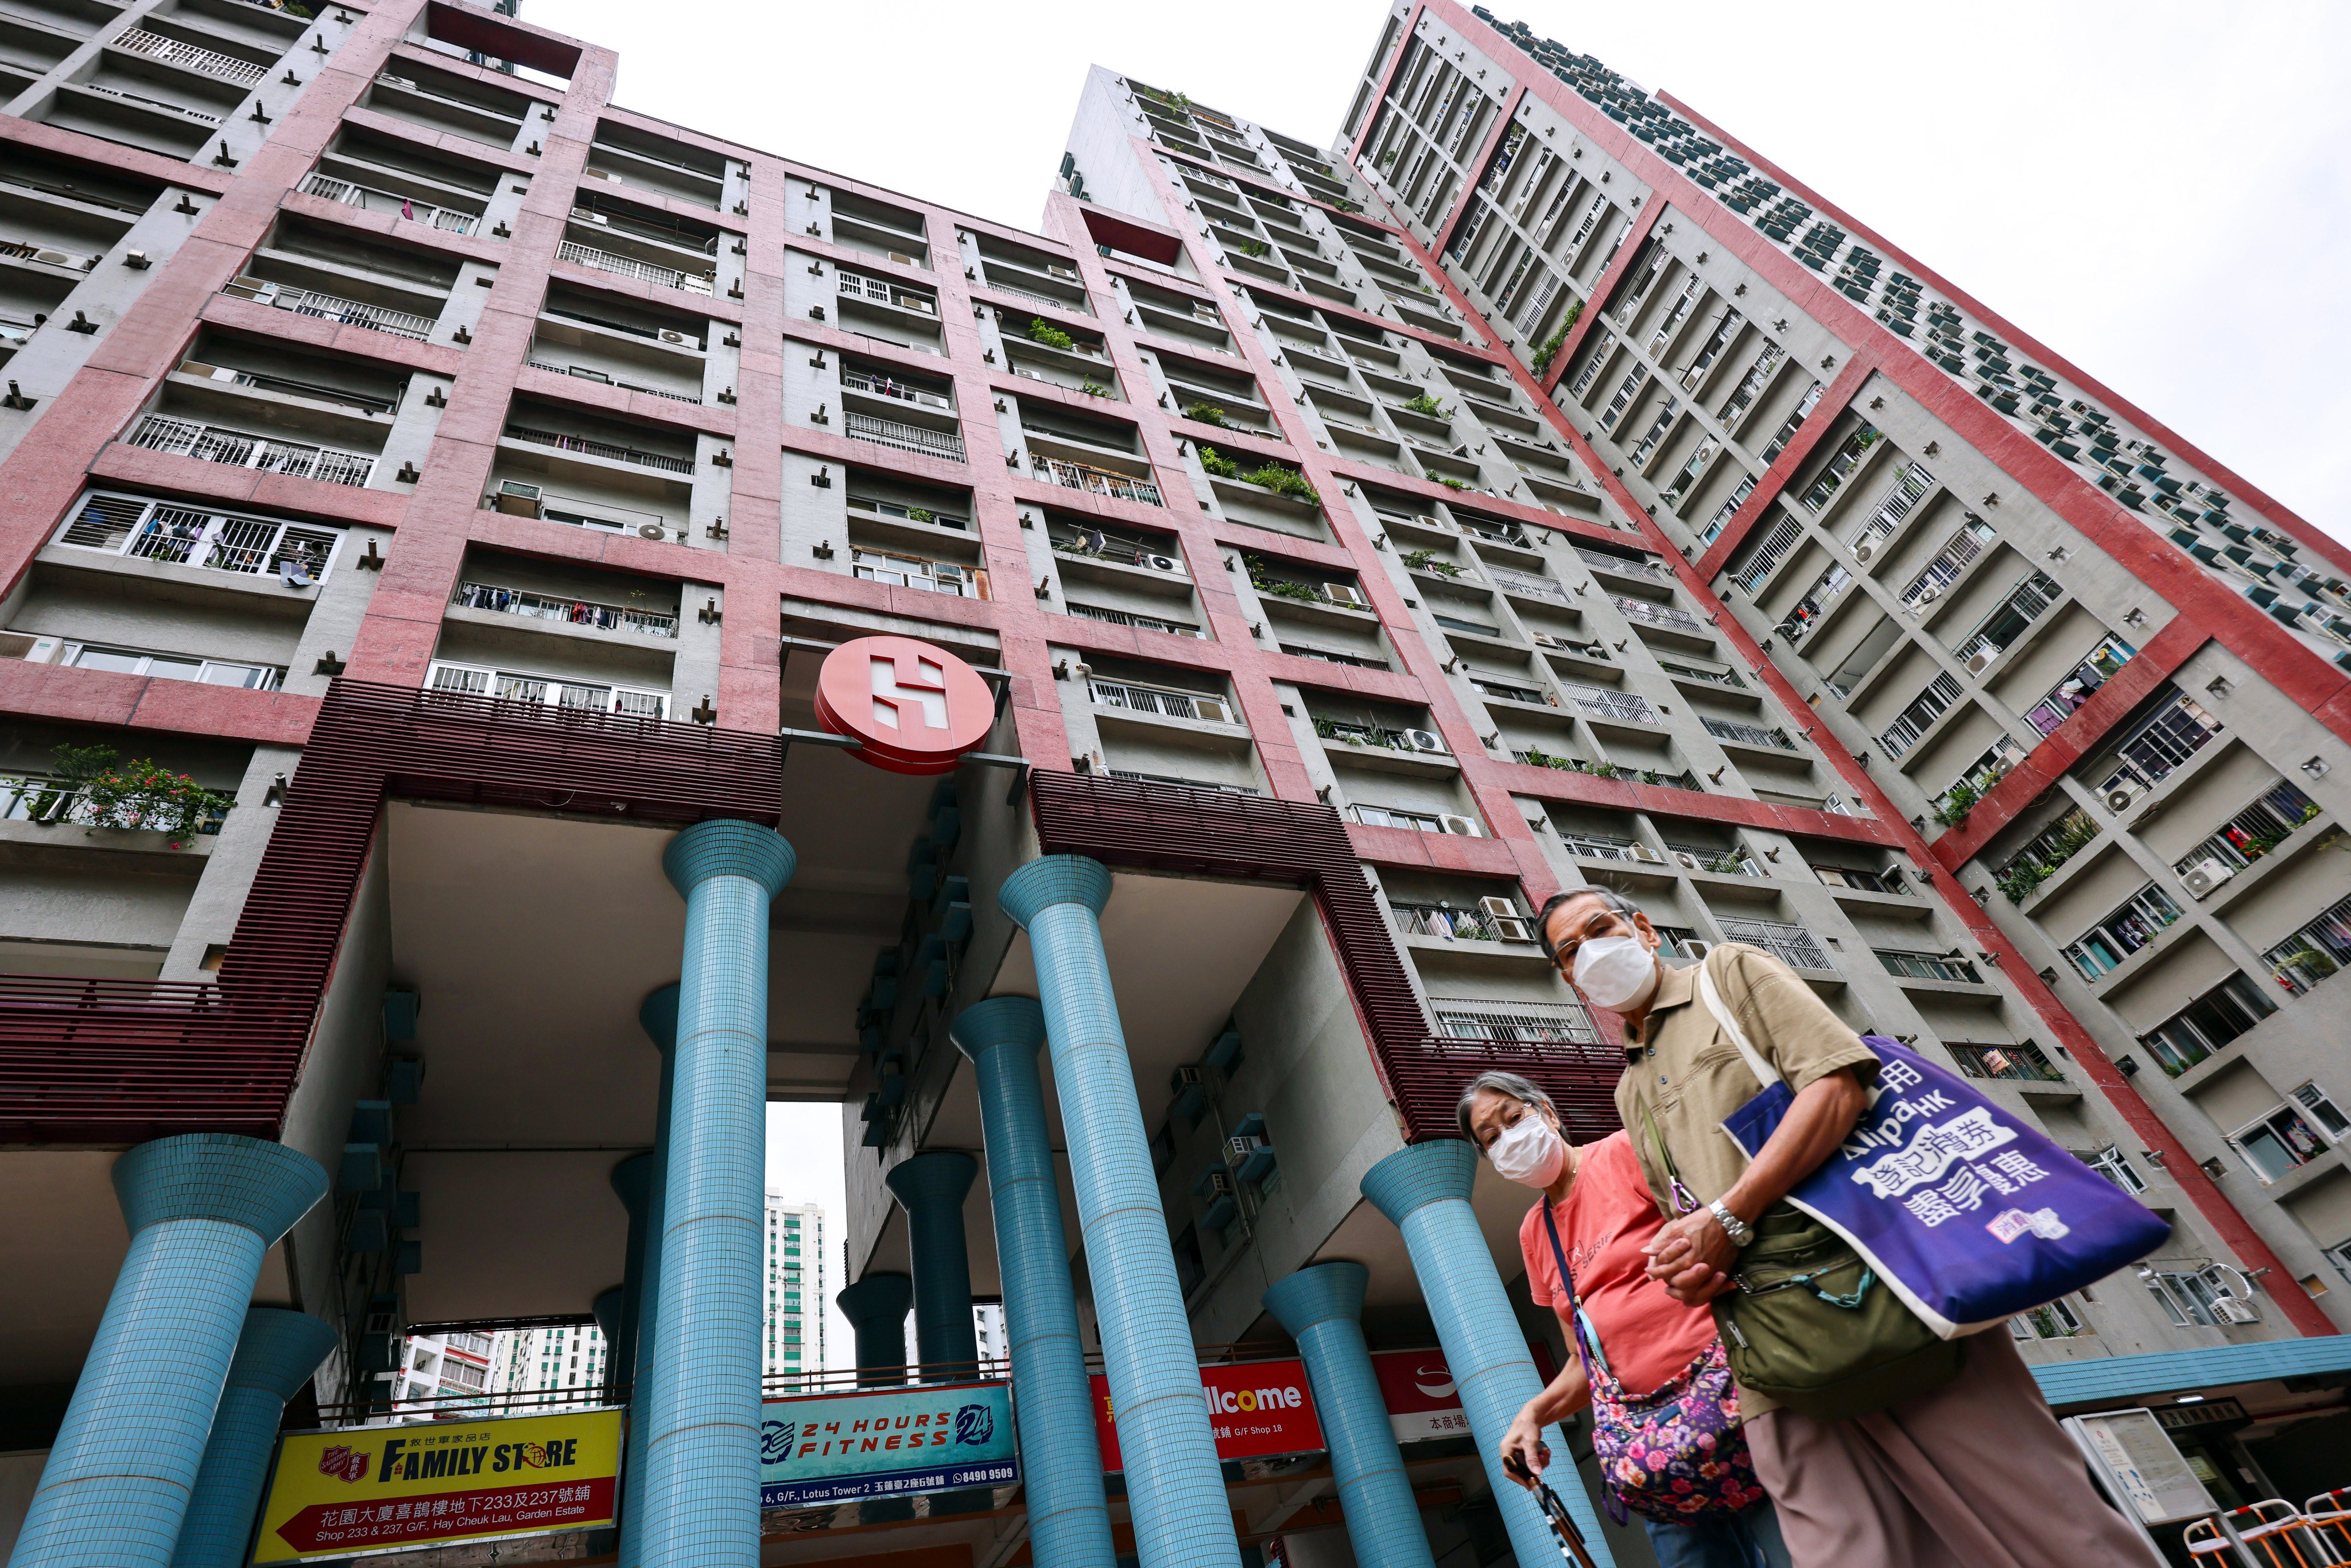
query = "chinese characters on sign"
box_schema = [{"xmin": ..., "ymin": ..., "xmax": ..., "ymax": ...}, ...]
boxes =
[
  {"xmin": 759, "ymin": 1382, "xmax": 1019, "ymax": 1509},
  {"xmin": 256, "ymin": 1409, "xmax": 621, "ymax": 1563},
  {"xmin": 1092, "ymin": 1360, "xmax": 1325, "ymax": 1470}
]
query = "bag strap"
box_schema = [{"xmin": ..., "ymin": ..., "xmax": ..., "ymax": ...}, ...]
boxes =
[
  {"xmin": 1696, "ymin": 952, "xmax": 1782, "ymax": 1090},
  {"xmin": 1538, "ymin": 1196, "xmax": 1610, "ymax": 1379}
]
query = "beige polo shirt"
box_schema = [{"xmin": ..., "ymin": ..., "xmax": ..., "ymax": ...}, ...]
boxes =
[
  {"xmin": 1614, "ymin": 943, "xmax": 1880, "ymax": 1224},
  {"xmin": 1613, "ymin": 943, "xmax": 1879, "ymax": 1419}
]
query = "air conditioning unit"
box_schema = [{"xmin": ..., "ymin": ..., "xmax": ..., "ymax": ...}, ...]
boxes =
[
  {"xmin": 1415, "ymin": 513, "xmax": 1450, "ymax": 531},
  {"xmin": 2214, "ymin": 1296, "xmax": 2260, "ymax": 1326},
  {"xmin": 660, "ymin": 329, "xmax": 686, "ymax": 343},
  {"xmin": 1146, "ymin": 553, "xmax": 1185, "ymax": 575},
  {"xmin": 1674, "ymin": 851, "xmax": 1705, "ymax": 870},
  {"xmin": 1491, "ymin": 915, "xmax": 1534, "ymax": 943},
  {"xmin": 1965, "ymin": 650, "xmax": 1993, "ymax": 675},
  {"xmin": 1402, "ymin": 729, "xmax": 1448, "ymax": 753},
  {"xmin": 637, "ymin": 522, "xmax": 666, "ymax": 540},
  {"xmin": 1193, "ymin": 696, "xmax": 1232, "ymax": 724},
  {"xmin": 1479, "ymin": 896, "xmax": 1520, "ymax": 921},
  {"xmin": 493, "ymin": 480, "xmax": 542, "ymax": 518},
  {"xmin": 889, "ymin": 251, "xmax": 921, "ymax": 267},
  {"xmin": 1439, "ymin": 814, "xmax": 1482, "ymax": 837},
  {"xmin": 1914, "ymin": 583, "xmax": 1942, "ymax": 606},
  {"xmin": 2182, "ymin": 859, "xmax": 2235, "ymax": 900},
  {"xmin": 1628, "ymin": 843, "xmax": 1665, "ymax": 864},
  {"xmin": 1323, "ymin": 583, "xmax": 1368, "ymax": 608},
  {"xmin": 1681, "ymin": 938, "xmax": 1714, "ymax": 959},
  {"xmin": 1531, "ymin": 631, "xmax": 1561, "ymax": 648},
  {"xmin": 1854, "ymin": 539, "xmax": 1876, "ymax": 563},
  {"xmin": 2104, "ymin": 781, "xmax": 2144, "ymax": 814}
]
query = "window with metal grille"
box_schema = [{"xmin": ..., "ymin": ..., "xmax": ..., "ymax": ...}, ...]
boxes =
[{"xmin": 1714, "ymin": 918, "xmax": 1834, "ymax": 972}]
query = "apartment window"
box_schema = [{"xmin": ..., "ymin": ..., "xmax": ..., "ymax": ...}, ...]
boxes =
[
  {"xmin": 1876, "ymin": 949, "xmax": 1981, "ymax": 983},
  {"xmin": 2227, "ymin": 1085, "xmax": 2348, "ymax": 1183},
  {"xmin": 849, "ymin": 547, "xmax": 978, "ymax": 597},
  {"xmin": 54, "ymin": 642, "xmax": 280, "ymax": 691},
  {"xmin": 1814, "ymin": 864, "xmax": 1904, "ymax": 895},
  {"xmin": 1432, "ymin": 996, "xmax": 1599, "ymax": 1046},
  {"xmin": 1945, "ymin": 1041, "xmax": 2064, "ymax": 1082},
  {"xmin": 2261, "ymin": 890, "xmax": 2351, "ymax": 998},
  {"xmin": 2140, "ymin": 975, "xmax": 2274, "ymax": 1077},
  {"xmin": 2007, "ymin": 1296, "xmax": 2084, "ymax": 1340},
  {"xmin": 1714, "ymin": 917, "xmax": 1835, "ymax": 973},
  {"xmin": 2143, "ymin": 1266, "xmax": 2257, "ymax": 1329},
  {"xmin": 1088, "ymin": 676, "xmax": 1232, "ymax": 725},
  {"xmin": 2062, "ymin": 884, "xmax": 2182, "ymax": 980},
  {"xmin": 426, "ymin": 661, "xmax": 668, "ymax": 719},
  {"xmin": 1352, "ymin": 802, "xmax": 1459, "ymax": 834}
]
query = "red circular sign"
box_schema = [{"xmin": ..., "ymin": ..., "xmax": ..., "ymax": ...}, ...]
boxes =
[{"xmin": 813, "ymin": 636, "xmax": 995, "ymax": 775}]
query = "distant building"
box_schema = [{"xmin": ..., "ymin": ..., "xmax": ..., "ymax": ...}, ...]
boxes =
[
  {"xmin": 491, "ymin": 1321, "xmax": 609, "ymax": 1411},
  {"xmin": 394, "ymin": 1330, "xmax": 497, "ymax": 1412},
  {"xmin": 765, "ymin": 1195, "xmax": 826, "ymax": 1385},
  {"xmin": 974, "ymin": 1302, "xmax": 1007, "ymax": 1365}
]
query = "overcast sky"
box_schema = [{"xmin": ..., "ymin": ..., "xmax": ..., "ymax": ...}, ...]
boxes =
[
  {"xmin": 532, "ymin": 0, "xmax": 2349, "ymax": 545},
  {"xmin": 602, "ymin": 0, "xmax": 2345, "ymax": 1345}
]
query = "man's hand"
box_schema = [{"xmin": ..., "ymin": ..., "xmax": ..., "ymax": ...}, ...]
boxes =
[
  {"xmin": 1645, "ymin": 1209, "xmax": 1737, "ymax": 1305},
  {"xmin": 1500, "ymin": 1404, "xmax": 1551, "ymax": 1491}
]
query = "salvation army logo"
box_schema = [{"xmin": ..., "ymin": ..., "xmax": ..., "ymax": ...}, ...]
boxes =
[
  {"xmin": 955, "ymin": 1403, "xmax": 994, "ymax": 1447},
  {"xmin": 317, "ymin": 1445, "xmax": 370, "ymax": 1484}
]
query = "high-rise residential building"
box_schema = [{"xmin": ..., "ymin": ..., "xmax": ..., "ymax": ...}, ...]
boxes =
[
  {"xmin": 491, "ymin": 1319, "xmax": 608, "ymax": 1410},
  {"xmin": 392, "ymin": 1327, "xmax": 498, "ymax": 1411},
  {"xmin": 763, "ymin": 1194, "xmax": 825, "ymax": 1383},
  {"xmin": 3, "ymin": 1, "xmax": 2349, "ymax": 1565}
]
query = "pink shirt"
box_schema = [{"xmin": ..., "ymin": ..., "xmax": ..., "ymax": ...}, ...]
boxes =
[{"xmin": 1518, "ymin": 1131, "xmax": 1721, "ymax": 1396}]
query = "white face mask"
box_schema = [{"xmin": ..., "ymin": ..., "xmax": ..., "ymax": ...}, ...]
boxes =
[
  {"xmin": 1488, "ymin": 1111, "xmax": 1566, "ymax": 1189},
  {"xmin": 1573, "ymin": 933, "xmax": 1660, "ymax": 1013}
]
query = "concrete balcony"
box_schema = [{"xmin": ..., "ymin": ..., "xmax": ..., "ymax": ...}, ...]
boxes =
[{"xmin": 125, "ymin": 412, "xmax": 377, "ymax": 488}]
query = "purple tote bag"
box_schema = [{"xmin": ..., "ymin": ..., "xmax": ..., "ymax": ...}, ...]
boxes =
[{"xmin": 1701, "ymin": 964, "xmax": 2172, "ymax": 1338}]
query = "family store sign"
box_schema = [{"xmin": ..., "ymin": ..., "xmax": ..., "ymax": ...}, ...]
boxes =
[
  {"xmin": 759, "ymin": 1381, "xmax": 1019, "ymax": 1508},
  {"xmin": 255, "ymin": 1408, "xmax": 620, "ymax": 1562}
]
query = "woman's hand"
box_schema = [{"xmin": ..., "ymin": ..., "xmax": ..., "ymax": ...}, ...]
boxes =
[{"xmin": 1500, "ymin": 1403, "xmax": 1551, "ymax": 1490}]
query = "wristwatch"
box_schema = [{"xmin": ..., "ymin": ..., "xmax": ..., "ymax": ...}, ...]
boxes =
[{"xmin": 1708, "ymin": 1199, "xmax": 1755, "ymax": 1247}]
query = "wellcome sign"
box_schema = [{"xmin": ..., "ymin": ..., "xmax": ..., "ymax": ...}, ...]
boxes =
[{"xmin": 1092, "ymin": 1360, "xmax": 1326, "ymax": 1469}]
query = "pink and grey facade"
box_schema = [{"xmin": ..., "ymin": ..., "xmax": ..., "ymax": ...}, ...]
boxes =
[{"xmin": 1, "ymin": 0, "xmax": 2348, "ymax": 1563}]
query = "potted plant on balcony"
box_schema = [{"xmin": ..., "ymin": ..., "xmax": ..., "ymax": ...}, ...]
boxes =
[{"xmin": 1025, "ymin": 319, "xmax": 1075, "ymax": 352}]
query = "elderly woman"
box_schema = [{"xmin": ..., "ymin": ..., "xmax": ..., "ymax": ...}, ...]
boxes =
[{"xmin": 1464, "ymin": 1070, "xmax": 1790, "ymax": 1568}]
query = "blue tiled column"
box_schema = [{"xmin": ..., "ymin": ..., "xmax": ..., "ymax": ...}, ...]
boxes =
[
  {"xmin": 998, "ymin": 856, "xmax": 1240, "ymax": 1568},
  {"xmin": 1361, "ymin": 1143, "xmax": 1613, "ymax": 1568},
  {"xmin": 616, "ymin": 985, "xmax": 678, "ymax": 1568},
  {"xmin": 835, "ymin": 1274, "xmax": 913, "ymax": 1385},
  {"xmin": 883, "ymin": 1152, "xmax": 979, "ymax": 1381},
  {"xmin": 951, "ymin": 997, "xmax": 1115, "ymax": 1568},
  {"xmin": 1263, "ymin": 1263, "xmax": 1436, "ymax": 1568},
  {"xmin": 607, "ymin": 1150, "xmax": 657, "ymax": 1396},
  {"xmin": 10, "ymin": 1134, "xmax": 327, "ymax": 1568},
  {"xmin": 169, "ymin": 1309, "xmax": 339, "ymax": 1568},
  {"xmin": 637, "ymin": 822, "xmax": 794, "ymax": 1568}
]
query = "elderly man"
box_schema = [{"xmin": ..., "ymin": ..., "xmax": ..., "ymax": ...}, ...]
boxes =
[{"xmin": 1535, "ymin": 884, "xmax": 2158, "ymax": 1568}]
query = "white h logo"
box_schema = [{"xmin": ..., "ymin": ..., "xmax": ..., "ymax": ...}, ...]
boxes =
[{"xmin": 869, "ymin": 654, "xmax": 949, "ymax": 733}]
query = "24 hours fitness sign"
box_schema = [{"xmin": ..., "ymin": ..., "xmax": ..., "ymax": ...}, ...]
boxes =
[
  {"xmin": 256, "ymin": 1408, "xmax": 620, "ymax": 1562},
  {"xmin": 759, "ymin": 1381, "xmax": 1019, "ymax": 1509}
]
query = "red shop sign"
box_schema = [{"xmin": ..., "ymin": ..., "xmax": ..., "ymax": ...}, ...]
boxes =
[
  {"xmin": 813, "ymin": 635, "xmax": 994, "ymax": 775},
  {"xmin": 1370, "ymin": 1348, "xmax": 1472, "ymax": 1443},
  {"xmin": 1092, "ymin": 1360, "xmax": 1324, "ymax": 1470}
]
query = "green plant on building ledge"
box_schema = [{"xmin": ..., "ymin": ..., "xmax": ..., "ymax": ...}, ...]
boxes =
[
  {"xmin": 1435, "ymin": 476, "xmax": 1467, "ymax": 491},
  {"xmin": 39, "ymin": 743, "xmax": 234, "ymax": 840},
  {"xmin": 1235, "ymin": 238, "xmax": 1270, "ymax": 258},
  {"xmin": 1182, "ymin": 401, "xmax": 1229, "ymax": 428},
  {"xmin": 1237, "ymin": 463, "xmax": 1318, "ymax": 506},
  {"xmin": 1933, "ymin": 775, "xmax": 1986, "ymax": 828},
  {"xmin": 1530, "ymin": 302, "xmax": 1584, "ymax": 374},
  {"xmin": 1245, "ymin": 556, "xmax": 1324, "ymax": 603},
  {"xmin": 1025, "ymin": 318, "xmax": 1075, "ymax": 351},
  {"xmin": 1402, "ymin": 394, "xmax": 1450, "ymax": 420},
  {"xmin": 1399, "ymin": 548, "xmax": 1461, "ymax": 579},
  {"xmin": 1078, "ymin": 381, "xmax": 1109, "ymax": 398},
  {"xmin": 1198, "ymin": 445, "xmax": 1242, "ymax": 479},
  {"xmin": 907, "ymin": 507, "xmax": 934, "ymax": 523}
]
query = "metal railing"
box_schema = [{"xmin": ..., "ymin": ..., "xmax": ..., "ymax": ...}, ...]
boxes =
[
  {"xmin": 843, "ymin": 409, "xmax": 964, "ymax": 462},
  {"xmin": 1850, "ymin": 461, "xmax": 1935, "ymax": 548},
  {"xmin": 1486, "ymin": 565, "xmax": 1566, "ymax": 600},
  {"xmin": 1392, "ymin": 902, "xmax": 1525, "ymax": 943},
  {"xmin": 1731, "ymin": 515, "xmax": 1802, "ymax": 594},
  {"xmin": 127, "ymin": 414, "xmax": 375, "ymax": 487},
  {"xmin": 111, "ymin": 26, "xmax": 266, "ymax": 84},
  {"xmin": 1797, "ymin": 426, "xmax": 1880, "ymax": 511},
  {"xmin": 2022, "ymin": 637, "xmax": 2136, "ymax": 738},
  {"xmin": 2098, "ymin": 690, "xmax": 2223, "ymax": 794},
  {"xmin": 1575, "ymin": 545, "xmax": 1673, "ymax": 581},
  {"xmin": 1068, "ymin": 601, "xmax": 1202, "ymax": 637},
  {"xmin": 2172, "ymin": 781, "xmax": 2319, "ymax": 878},
  {"xmin": 527, "ymin": 359, "xmax": 699, "ymax": 403},
  {"xmin": 1050, "ymin": 531, "xmax": 1181, "ymax": 571},
  {"xmin": 1559, "ymin": 684, "xmax": 1658, "ymax": 724},
  {"xmin": 556, "ymin": 239, "xmax": 713, "ymax": 295},
  {"xmin": 836, "ymin": 268, "xmax": 936, "ymax": 315},
  {"xmin": 1433, "ymin": 996, "xmax": 1600, "ymax": 1045},
  {"xmin": 1716, "ymin": 917, "xmax": 1836, "ymax": 972},
  {"xmin": 1612, "ymin": 595, "xmax": 1705, "ymax": 633},
  {"xmin": 77, "ymin": 80, "xmax": 220, "ymax": 123},
  {"xmin": 177, "ymin": 358, "xmax": 397, "ymax": 416},
  {"xmin": 1899, "ymin": 521, "xmax": 1996, "ymax": 607},
  {"xmin": 450, "ymin": 581, "xmax": 678, "ymax": 639},
  {"xmin": 0, "ymin": 238, "xmax": 96, "ymax": 271},
  {"xmin": 2263, "ymin": 891, "xmax": 2351, "ymax": 998},
  {"xmin": 982, "ymin": 275, "xmax": 1092, "ymax": 314},
  {"xmin": 841, "ymin": 369, "xmax": 951, "ymax": 410},
  {"xmin": 1658, "ymin": 658, "xmax": 1742, "ymax": 688},
  {"xmin": 1946, "ymin": 1042, "xmax": 2065, "ymax": 1083},
  {"xmin": 222, "ymin": 277, "xmax": 435, "ymax": 340},
  {"xmin": 1878, "ymin": 671, "xmax": 1963, "ymax": 760},
  {"xmin": 301, "ymin": 172, "xmax": 478, "ymax": 235},
  {"xmin": 1952, "ymin": 571, "xmax": 2063, "ymax": 666},
  {"xmin": 1703, "ymin": 716, "xmax": 1794, "ymax": 750},
  {"xmin": 503, "ymin": 424, "xmax": 695, "ymax": 475},
  {"xmin": 2, "ymin": 773, "xmax": 230, "ymax": 833},
  {"xmin": 57, "ymin": 491, "xmax": 342, "ymax": 581},
  {"xmin": 1041, "ymin": 457, "xmax": 1161, "ymax": 506},
  {"xmin": 1089, "ymin": 678, "xmax": 1232, "ymax": 725},
  {"xmin": 1876, "ymin": 949, "xmax": 1981, "ymax": 983}
]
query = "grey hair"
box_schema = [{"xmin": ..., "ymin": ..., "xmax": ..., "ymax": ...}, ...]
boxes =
[
  {"xmin": 1535, "ymin": 884, "xmax": 1644, "ymax": 961},
  {"xmin": 1457, "ymin": 1070, "xmax": 1556, "ymax": 1143}
]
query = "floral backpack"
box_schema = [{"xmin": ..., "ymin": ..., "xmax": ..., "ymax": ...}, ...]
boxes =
[{"xmin": 1541, "ymin": 1202, "xmax": 1767, "ymax": 1524}]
